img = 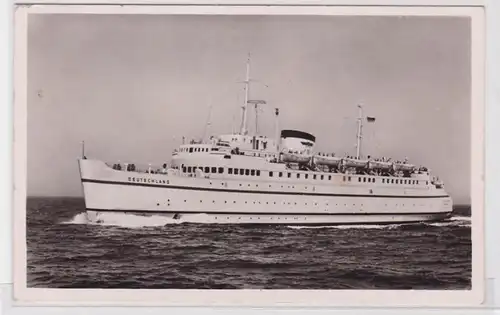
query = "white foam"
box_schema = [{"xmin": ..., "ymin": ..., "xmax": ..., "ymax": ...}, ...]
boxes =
[
  {"xmin": 62, "ymin": 211, "xmax": 215, "ymax": 228},
  {"xmin": 287, "ymin": 224, "xmax": 401, "ymax": 230},
  {"xmin": 449, "ymin": 216, "xmax": 471, "ymax": 222},
  {"xmin": 61, "ymin": 213, "xmax": 88, "ymax": 225}
]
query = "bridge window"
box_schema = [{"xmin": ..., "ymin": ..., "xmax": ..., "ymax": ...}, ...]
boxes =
[
  {"xmin": 211, "ymin": 167, "xmax": 216, "ymax": 173},
  {"xmin": 251, "ymin": 170, "xmax": 256, "ymax": 176},
  {"xmin": 329, "ymin": 175, "xmax": 332, "ymax": 180},
  {"xmin": 321, "ymin": 175, "xmax": 324, "ymax": 180},
  {"xmin": 288, "ymin": 173, "xmax": 291, "ymax": 178},
  {"xmin": 358, "ymin": 177, "xmax": 361, "ymax": 182},
  {"xmin": 305, "ymin": 174, "xmax": 309, "ymax": 179},
  {"xmin": 218, "ymin": 167, "xmax": 223, "ymax": 174},
  {"xmin": 382, "ymin": 178, "xmax": 385, "ymax": 183},
  {"xmin": 363, "ymin": 178, "xmax": 366, "ymax": 183},
  {"xmin": 257, "ymin": 170, "xmax": 261, "ymax": 176},
  {"xmin": 189, "ymin": 148, "xmax": 193, "ymax": 153},
  {"xmin": 269, "ymin": 171, "xmax": 274, "ymax": 177},
  {"xmin": 297, "ymin": 173, "xmax": 300, "ymax": 179},
  {"xmin": 228, "ymin": 168, "xmax": 233, "ymax": 175},
  {"xmin": 279, "ymin": 172, "xmax": 283, "ymax": 177},
  {"xmin": 348, "ymin": 177, "xmax": 352, "ymax": 181},
  {"xmin": 373, "ymin": 178, "xmax": 376, "ymax": 183},
  {"xmin": 245, "ymin": 169, "xmax": 250, "ymax": 176},
  {"xmin": 313, "ymin": 174, "xmax": 317, "ymax": 180},
  {"xmin": 187, "ymin": 166, "xmax": 192, "ymax": 173}
]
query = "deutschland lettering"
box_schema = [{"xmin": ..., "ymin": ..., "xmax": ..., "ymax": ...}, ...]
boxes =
[{"xmin": 128, "ymin": 177, "xmax": 167, "ymax": 184}]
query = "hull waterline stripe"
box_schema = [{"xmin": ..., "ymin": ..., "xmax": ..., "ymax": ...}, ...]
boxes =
[
  {"xmin": 86, "ymin": 208, "xmax": 453, "ymax": 217},
  {"xmin": 81, "ymin": 178, "xmax": 450, "ymax": 199}
]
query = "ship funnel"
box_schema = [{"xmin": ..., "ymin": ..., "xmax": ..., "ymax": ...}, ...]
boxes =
[{"xmin": 280, "ymin": 130, "xmax": 316, "ymax": 154}]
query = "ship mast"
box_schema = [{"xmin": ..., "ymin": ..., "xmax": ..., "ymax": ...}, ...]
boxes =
[
  {"xmin": 239, "ymin": 54, "xmax": 251, "ymax": 135},
  {"xmin": 202, "ymin": 103, "xmax": 213, "ymax": 142},
  {"xmin": 355, "ymin": 104, "xmax": 363, "ymax": 159}
]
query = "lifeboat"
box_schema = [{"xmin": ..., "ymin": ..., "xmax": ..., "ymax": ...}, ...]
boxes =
[
  {"xmin": 280, "ymin": 151, "xmax": 312, "ymax": 164},
  {"xmin": 367, "ymin": 160, "xmax": 393, "ymax": 172},
  {"xmin": 342, "ymin": 157, "xmax": 369, "ymax": 168},
  {"xmin": 393, "ymin": 162, "xmax": 416, "ymax": 172},
  {"xmin": 313, "ymin": 154, "xmax": 342, "ymax": 167}
]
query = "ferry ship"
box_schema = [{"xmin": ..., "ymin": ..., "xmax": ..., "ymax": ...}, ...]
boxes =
[{"xmin": 78, "ymin": 56, "xmax": 453, "ymax": 225}]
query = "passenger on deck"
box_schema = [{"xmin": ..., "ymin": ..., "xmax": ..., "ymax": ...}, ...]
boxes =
[{"xmin": 161, "ymin": 163, "xmax": 168, "ymax": 174}]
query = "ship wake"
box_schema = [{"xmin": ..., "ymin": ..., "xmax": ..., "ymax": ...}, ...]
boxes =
[
  {"xmin": 287, "ymin": 215, "xmax": 470, "ymax": 230},
  {"xmin": 62, "ymin": 211, "xmax": 214, "ymax": 228}
]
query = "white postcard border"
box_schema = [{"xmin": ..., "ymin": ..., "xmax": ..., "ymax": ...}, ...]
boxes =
[{"xmin": 12, "ymin": 3, "xmax": 486, "ymax": 307}]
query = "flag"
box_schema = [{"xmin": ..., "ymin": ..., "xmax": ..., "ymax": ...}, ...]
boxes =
[{"xmin": 366, "ymin": 116, "xmax": 376, "ymax": 122}]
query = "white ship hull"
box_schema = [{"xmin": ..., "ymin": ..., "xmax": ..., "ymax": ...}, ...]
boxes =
[{"xmin": 78, "ymin": 159, "xmax": 453, "ymax": 225}]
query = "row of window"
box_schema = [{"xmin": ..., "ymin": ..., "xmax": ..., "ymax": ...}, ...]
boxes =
[
  {"xmin": 353, "ymin": 176, "xmax": 426, "ymax": 185},
  {"xmin": 180, "ymin": 147, "xmax": 218, "ymax": 153},
  {"xmin": 184, "ymin": 166, "xmax": 224, "ymax": 174},
  {"xmin": 228, "ymin": 168, "xmax": 261, "ymax": 176},
  {"xmin": 181, "ymin": 165, "xmax": 428, "ymax": 185}
]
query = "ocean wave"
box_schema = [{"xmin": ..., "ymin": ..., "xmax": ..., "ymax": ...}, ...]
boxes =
[{"xmin": 287, "ymin": 224, "xmax": 402, "ymax": 230}]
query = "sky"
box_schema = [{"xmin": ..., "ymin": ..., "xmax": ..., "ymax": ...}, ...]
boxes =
[{"xmin": 27, "ymin": 14, "xmax": 471, "ymax": 204}]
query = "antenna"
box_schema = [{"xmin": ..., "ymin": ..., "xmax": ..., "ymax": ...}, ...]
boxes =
[
  {"xmin": 81, "ymin": 140, "xmax": 86, "ymax": 159},
  {"xmin": 274, "ymin": 108, "xmax": 280, "ymax": 152},
  {"xmin": 239, "ymin": 53, "xmax": 251, "ymax": 135},
  {"xmin": 355, "ymin": 104, "xmax": 363, "ymax": 159},
  {"xmin": 202, "ymin": 102, "xmax": 213, "ymax": 142},
  {"xmin": 248, "ymin": 99, "xmax": 266, "ymax": 135}
]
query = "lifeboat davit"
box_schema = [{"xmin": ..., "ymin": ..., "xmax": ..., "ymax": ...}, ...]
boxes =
[
  {"xmin": 342, "ymin": 157, "xmax": 369, "ymax": 168},
  {"xmin": 314, "ymin": 154, "xmax": 342, "ymax": 167}
]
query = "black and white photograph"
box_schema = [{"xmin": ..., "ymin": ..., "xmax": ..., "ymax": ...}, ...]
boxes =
[{"xmin": 13, "ymin": 4, "xmax": 485, "ymax": 307}]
